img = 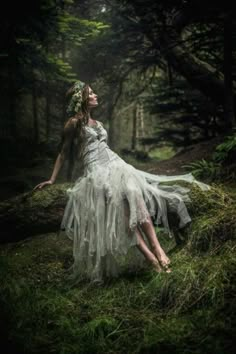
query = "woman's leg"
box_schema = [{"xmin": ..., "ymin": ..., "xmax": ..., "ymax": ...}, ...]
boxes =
[
  {"xmin": 124, "ymin": 197, "xmax": 167, "ymax": 272},
  {"xmin": 139, "ymin": 215, "xmax": 171, "ymax": 270},
  {"xmin": 135, "ymin": 227, "xmax": 162, "ymax": 272}
]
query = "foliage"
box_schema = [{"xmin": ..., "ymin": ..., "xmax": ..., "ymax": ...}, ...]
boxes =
[
  {"xmin": 142, "ymin": 75, "xmax": 224, "ymax": 148},
  {"xmin": 183, "ymin": 159, "xmax": 221, "ymax": 179},
  {"xmin": 1, "ymin": 1, "xmax": 108, "ymax": 83},
  {"xmin": 0, "ymin": 183, "xmax": 236, "ymax": 353},
  {"xmin": 1, "ymin": 0, "xmax": 235, "ymax": 152},
  {"xmin": 213, "ymin": 133, "xmax": 236, "ymax": 162},
  {"xmin": 0, "ymin": 0, "xmax": 109, "ymax": 141},
  {"xmin": 98, "ymin": 0, "xmax": 236, "ymax": 149},
  {"xmin": 186, "ymin": 185, "xmax": 236, "ymax": 252},
  {"xmin": 183, "ymin": 133, "xmax": 236, "ymax": 181}
]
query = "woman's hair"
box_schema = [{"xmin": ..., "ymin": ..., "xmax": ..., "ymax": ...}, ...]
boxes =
[{"xmin": 60, "ymin": 82, "xmax": 90, "ymax": 181}]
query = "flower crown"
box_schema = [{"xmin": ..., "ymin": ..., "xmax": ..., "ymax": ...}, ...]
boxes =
[{"xmin": 66, "ymin": 80, "xmax": 86, "ymax": 116}]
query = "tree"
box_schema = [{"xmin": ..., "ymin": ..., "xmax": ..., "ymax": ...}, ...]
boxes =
[
  {"xmin": 103, "ymin": 0, "xmax": 236, "ymax": 131},
  {"xmin": 0, "ymin": 0, "xmax": 108, "ymax": 144}
]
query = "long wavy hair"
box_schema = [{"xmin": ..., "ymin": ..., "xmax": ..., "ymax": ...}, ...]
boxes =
[{"xmin": 60, "ymin": 83, "xmax": 90, "ymax": 181}]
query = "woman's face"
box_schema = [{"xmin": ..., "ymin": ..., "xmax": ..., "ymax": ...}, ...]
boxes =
[{"xmin": 88, "ymin": 87, "xmax": 98, "ymax": 108}]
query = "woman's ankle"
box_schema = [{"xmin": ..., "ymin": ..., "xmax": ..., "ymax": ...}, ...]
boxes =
[
  {"xmin": 149, "ymin": 257, "xmax": 162, "ymax": 272},
  {"xmin": 152, "ymin": 247, "xmax": 170, "ymax": 265}
]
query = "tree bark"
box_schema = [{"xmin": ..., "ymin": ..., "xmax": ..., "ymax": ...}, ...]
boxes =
[
  {"xmin": 45, "ymin": 79, "xmax": 51, "ymax": 141},
  {"xmin": 32, "ymin": 79, "xmax": 39, "ymax": 144},
  {"xmin": 0, "ymin": 182, "xmax": 211, "ymax": 246},
  {"xmin": 107, "ymin": 82, "xmax": 119, "ymax": 149},
  {"xmin": 0, "ymin": 184, "xmax": 72, "ymax": 243},
  {"xmin": 131, "ymin": 103, "xmax": 137, "ymax": 151},
  {"xmin": 8, "ymin": 51, "xmax": 17, "ymax": 138},
  {"xmin": 223, "ymin": 13, "xmax": 235, "ymax": 131},
  {"xmin": 107, "ymin": 71, "xmax": 130, "ymax": 149},
  {"xmin": 132, "ymin": 3, "xmax": 235, "ymax": 108},
  {"xmin": 158, "ymin": 6, "xmax": 236, "ymax": 108},
  {"xmin": 61, "ymin": 39, "xmax": 67, "ymax": 128}
]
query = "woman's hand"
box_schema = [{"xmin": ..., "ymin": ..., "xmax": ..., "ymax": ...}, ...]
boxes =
[{"xmin": 33, "ymin": 180, "xmax": 54, "ymax": 191}]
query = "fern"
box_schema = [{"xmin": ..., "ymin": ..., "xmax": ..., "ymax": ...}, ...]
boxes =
[
  {"xmin": 184, "ymin": 134, "xmax": 236, "ymax": 181},
  {"xmin": 183, "ymin": 159, "xmax": 221, "ymax": 180},
  {"xmin": 213, "ymin": 133, "xmax": 236, "ymax": 162}
]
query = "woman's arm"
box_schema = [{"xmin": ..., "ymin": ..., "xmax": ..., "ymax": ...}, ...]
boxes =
[
  {"xmin": 33, "ymin": 153, "xmax": 65, "ymax": 190},
  {"xmin": 33, "ymin": 118, "xmax": 77, "ymax": 190},
  {"xmin": 49, "ymin": 153, "xmax": 65, "ymax": 183}
]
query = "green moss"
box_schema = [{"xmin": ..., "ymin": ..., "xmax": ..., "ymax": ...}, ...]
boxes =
[
  {"xmin": 149, "ymin": 145, "xmax": 176, "ymax": 160},
  {"xmin": 187, "ymin": 183, "xmax": 233, "ymax": 216},
  {"xmin": 0, "ymin": 183, "xmax": 236, "ymax": 353},
  {"xmin": 28, "ymin": 183, "xmax": 72, "ymax": 208}
]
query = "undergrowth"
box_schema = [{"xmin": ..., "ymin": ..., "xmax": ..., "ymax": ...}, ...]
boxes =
[
  {"xmin": 0, "ymin": 183, "xmax": 236, "ymax": 353},
  {"xmin": 184, "ymin": 133, "xmax": 236, "ymax": 182}
]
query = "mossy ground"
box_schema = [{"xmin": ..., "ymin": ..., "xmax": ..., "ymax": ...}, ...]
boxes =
[{"xmin": 0, "ymin": 183, "xmax": 236, "ymax": 354}]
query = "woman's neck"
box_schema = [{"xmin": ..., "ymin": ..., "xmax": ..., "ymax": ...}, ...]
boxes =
[
  {"xmin": 88, "ymin": 116, "xmax": 96, "ymax": 123},
  {"xmin": 87, "ymin": 109, "xmax": 96, "ymax": 124}
]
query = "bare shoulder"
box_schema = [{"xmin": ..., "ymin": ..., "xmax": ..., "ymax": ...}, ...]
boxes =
[{"xmin": 64, "ymin": 117, "xmax": 78, "ymax": 134}]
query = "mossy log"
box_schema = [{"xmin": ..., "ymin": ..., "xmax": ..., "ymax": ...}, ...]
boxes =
[
  {"xmin": 0, "ymin": 182, "xmax": 235, "ymax": 249},
  {"xmin": 0, "ymin": 183, "xmax": 72, "ymax": 243}
]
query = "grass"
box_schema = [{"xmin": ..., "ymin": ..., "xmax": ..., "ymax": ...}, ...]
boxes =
[
  {"xmin": 0, "ymin": 183, "xmax": 236, "ymax": 353},
  {"xmin": 148, "ymin": 145, "xmax": 176, "ymax": 161},
  {"xmin": 119, "ymin": 145, "xmax": 177, "ymax": 172}
]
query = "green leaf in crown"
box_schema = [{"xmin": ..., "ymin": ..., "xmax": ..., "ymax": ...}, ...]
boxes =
[{"xmin": 66, "ymin": 80, "xmax": 85, "ymax": 116}]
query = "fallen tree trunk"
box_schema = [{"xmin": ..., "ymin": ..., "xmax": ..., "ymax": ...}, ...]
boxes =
[
  {"xmin": 0, "ymin": 180, "xmax": 184, "ymax": 244},
  {"xmin": 0, "ymin": 177, "xmax": 234, "ymax": 256},
  {"xmin": 0, "ymin": 183, "xmax": 72, "ymax": 243}
]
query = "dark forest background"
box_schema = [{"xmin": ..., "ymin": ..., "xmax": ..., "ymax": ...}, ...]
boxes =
[
  {"xmin": 0, "ymin": 1, "xmax": 236, "ymax": 354},
  {"xmin": 0, "ymin": 0, "xmax": 235, "ymax": 189}
]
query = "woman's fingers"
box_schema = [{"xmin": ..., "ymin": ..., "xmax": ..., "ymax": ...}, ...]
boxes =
[
  {"xmin": 33, "ymin": 184, "xmax": 43, "ymax": 190},
  {"xmin": 33, "ymin": 181, "xmax": 52, "ymax": 191},
  {"xmin": 33, "ymin": 184, "xmax": 41, "ymax": 190}
]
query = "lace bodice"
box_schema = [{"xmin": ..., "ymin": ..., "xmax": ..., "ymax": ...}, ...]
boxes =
[{"xmin": 83, "ymin": 122, "xmax": 120, "ymax": 170}]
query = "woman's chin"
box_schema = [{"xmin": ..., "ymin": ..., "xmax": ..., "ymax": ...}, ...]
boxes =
[{"xmin": 89, "ymin": 102, "xmax": 98, "ymax": 108}]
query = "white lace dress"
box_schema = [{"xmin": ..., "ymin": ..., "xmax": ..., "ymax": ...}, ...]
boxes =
[{"xmin": 61, "ymin": 121, "xmax": 210, "ymax": 282}]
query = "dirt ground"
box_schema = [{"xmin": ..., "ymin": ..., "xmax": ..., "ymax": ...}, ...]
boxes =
[{"xmin": 146, "ymin": 136, "xmax": 223, "ymax": 175}]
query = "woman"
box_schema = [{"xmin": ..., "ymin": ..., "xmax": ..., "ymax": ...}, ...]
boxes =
[{"xmin": 34, "ymin": 80, "xmax": 210, "ymax": 283}]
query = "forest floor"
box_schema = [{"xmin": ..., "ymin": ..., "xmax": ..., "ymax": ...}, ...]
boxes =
[{"xmin": 127, "ymin": 136, "xmax": 224, "ymax": 175}]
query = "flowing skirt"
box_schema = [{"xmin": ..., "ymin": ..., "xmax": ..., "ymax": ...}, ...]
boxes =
[{"xmin": 61, "ymin": 158, "xmax": 210, "ymax": 282}]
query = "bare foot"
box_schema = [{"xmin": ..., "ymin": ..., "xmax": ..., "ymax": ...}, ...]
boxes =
[
  {"xmin": 153, "ymin": 248, "xmax": 171, "ymax": 273},
  {"xmin": 150, "ymin": 258, "xmax": 162, "ymax": 273},
  {"xmin": 162, "ymin": 264, "xmax": 172, "ymax": 273}
]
